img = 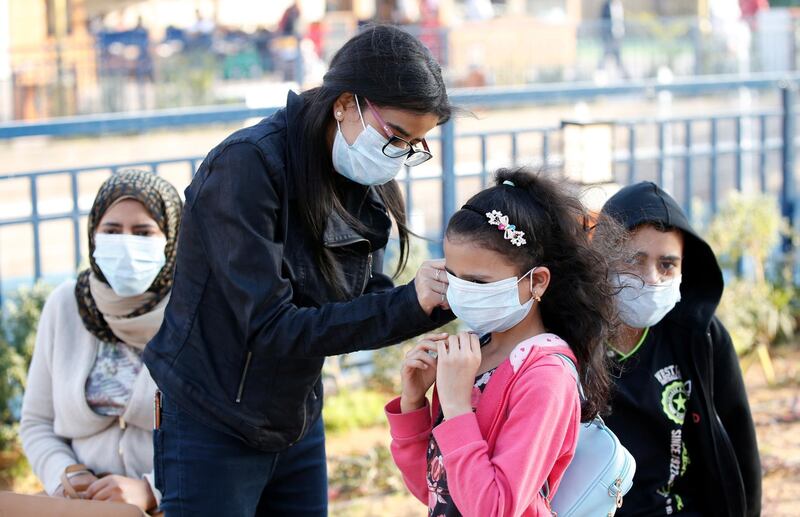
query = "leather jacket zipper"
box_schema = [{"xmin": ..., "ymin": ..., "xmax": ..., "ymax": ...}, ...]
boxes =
[
  {"xmin": 325, "ymin": 235, "xmax": 373, "ymax": 296},
  {"xmin": 361, "ymin": 251, "xmax": 374, "ymax": 293},
  {"xmin": 325, "ymin": 236, "xmax": 368, "ymax": 248},
  {"xmin": 235, "ymin": 351, "xmax": 253, "ymax": 403},
  {"xmin": 291, "ymin": 374, "xmax": 321, "ymax": 445},
  {"xmin": 294, "ymin": 403, "xmax": 309, "ymax": 445}
]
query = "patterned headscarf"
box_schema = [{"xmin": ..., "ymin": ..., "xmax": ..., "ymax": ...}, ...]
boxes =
[{"xmin": 75, "ymin": 169, "xmax": 183, "ymax": 343}]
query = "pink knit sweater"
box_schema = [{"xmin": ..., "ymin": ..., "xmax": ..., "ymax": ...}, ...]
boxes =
[{"xmin": 386, "ymin": 333, "xmax": 581, "ymax": 517}]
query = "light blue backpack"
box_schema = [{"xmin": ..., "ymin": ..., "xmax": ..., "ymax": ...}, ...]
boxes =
[{"xmin": 545, "ymin": 354, "xmax": 636, "ymax": 517}]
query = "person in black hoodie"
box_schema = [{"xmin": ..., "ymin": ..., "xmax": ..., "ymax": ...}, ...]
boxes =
[
  {"xmin": 600, "ymin": 182, "xmax": 761, "ymax": 516},
  {"xmin": 143, "ymin": 26, "xmax": 455, "ymax": 516}
]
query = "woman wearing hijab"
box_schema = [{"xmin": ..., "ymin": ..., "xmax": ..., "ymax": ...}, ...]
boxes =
[{"xmin": 20, "ymin": 169, "xmax": 182, "ymax": 514}]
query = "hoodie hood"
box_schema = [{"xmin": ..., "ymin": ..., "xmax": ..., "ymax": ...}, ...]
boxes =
[{"xmin": 601, "ymin": 181, "xmax": 723, "ymax": 329}]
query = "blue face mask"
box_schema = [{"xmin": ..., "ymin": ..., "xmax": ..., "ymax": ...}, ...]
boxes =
[
  {"xmin": 331, "ymin": 95, "xmax": 405, "ymax": 186},
  {"xmin": 445, "ymin": 268, "xmax": 536, "ymax": 336},
  {"xmin": 93, "ymin": 233, "xmax": 167, "ymax": 297},
  {"xmin": 613, "ymin": 273, "xmax": 682, "ymax": 328}
]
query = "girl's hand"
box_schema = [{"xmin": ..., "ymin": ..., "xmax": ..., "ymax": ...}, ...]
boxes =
[
  {"xmin": 85, "ymin": 475, "xmax": 157, "ymax": 512},
  {"xmin": 414, "ymin": 259, "xmax": 450, "ymax": 315},
  {"xmin": 436, "ymin": 332, "xmax": 482, "ymax": 420},
  {"xmin": 400, "ymin": 334, "xmax": 447, "ymax": 413}
]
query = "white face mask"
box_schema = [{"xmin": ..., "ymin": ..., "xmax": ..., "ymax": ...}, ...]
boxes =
[
  {"xmin": 93, "ymin": 233, "xmax": 167, "ymax": 297},
  {"xmin": 614, "ymin": 273, "xmax": 682, "ymax": 329},
  {"xmin": 331, "ymin": 95, "xmax": 405, "ymax": 186},
  {"xmin": 446, "ymin": 269, "xmax": 536, "ymax": 336}
]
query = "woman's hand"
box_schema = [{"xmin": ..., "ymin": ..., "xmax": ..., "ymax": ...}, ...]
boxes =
[
  {"xmin": 400, "ymin": 333, "xmax": 447, "ymax": 413},
  {"xmin": 53, "ymin": 472, "xmax": 99, "ymax": 498},
  {"xmin": 414, "ymin": 259, "xmax": 449, "ymax": 316},
  {"xmin": 436, "ymin": 332, "xmax": 482, "ymax": 420},
  {"xmin": 85, "ymin": 475, "xmax": 157, "ymax": 512}
]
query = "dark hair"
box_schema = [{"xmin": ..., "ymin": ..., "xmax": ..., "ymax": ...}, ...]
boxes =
[
  {"xmin": 292, "ymin": 24, "xmax": 451, "ymax": 297},
  {"xmin": 446, "ymin": 168, "xmax": 624, "ymax": 421}
]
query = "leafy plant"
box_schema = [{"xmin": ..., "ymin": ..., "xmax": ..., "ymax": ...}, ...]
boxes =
[
  {"xmin": 707, "ymin": 192, "xmax": 784, "ymax": 283},
  {"xmin": 706, "ymin": 194, "xmax": 794, "ymax": 382},
  {"xmin": 716, "ymin": 280, "xmax": 795, "ymax": 355},
  {"xmin": 0, "ymin": 283, "xmax": 51, "ymax": 453},
  {"xmin": 323, "ymin": 389, "xmax": 387, "ymax": 434}
]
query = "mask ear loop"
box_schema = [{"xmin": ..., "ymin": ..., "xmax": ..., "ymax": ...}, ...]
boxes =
[
  {"xmin": 527, "ymin": 267, "xmax": 542, "ymax": 303},
  {"xmin": 517, "ymin": 267, "xmax": 540, "ymax": 303},
  {"xmin": 530, "ymin": 270, "xmax": 534, "ymax": 298},
  {"xmin": 335, "ymin": 94, "xmax": 368, "ymax": 134},
  {"xmin": 353, "ymin": 94, "xmax": 367, "ymax": 130}
]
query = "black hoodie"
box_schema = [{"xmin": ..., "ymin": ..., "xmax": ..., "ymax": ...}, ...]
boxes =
[{"xmin": 601, "ymin": 182, "xmax": 761, "ymax": 517}]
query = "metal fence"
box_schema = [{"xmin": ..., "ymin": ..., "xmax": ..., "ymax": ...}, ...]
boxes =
[{"xmin": 1, "ymin": 72, "xmax": 800, "ymax": 299}]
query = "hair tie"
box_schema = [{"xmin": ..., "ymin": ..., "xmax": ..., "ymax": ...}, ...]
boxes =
[{"xmin": 503, "ymin": 180, "xmax": 515, "ymax": 187}]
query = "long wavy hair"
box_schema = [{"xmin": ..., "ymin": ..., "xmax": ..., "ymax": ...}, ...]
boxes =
[
  {"xmin": 291, "ymin": 24, "xmax": 452, "ymax": 296},
  {"xmin": 446, "ymin": 168, "xmax": 624, "ymax": 421}
]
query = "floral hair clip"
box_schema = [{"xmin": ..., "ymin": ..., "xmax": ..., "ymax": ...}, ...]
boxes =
[{"xmin": 486, "ymin": 210, "xmax": 527, "ymax": 247}]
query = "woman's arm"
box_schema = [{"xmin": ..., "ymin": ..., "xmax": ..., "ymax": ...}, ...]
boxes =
[
  {"xmin": 19, "ymin": 293, "xmax": 79, "ymax": 495},
  {"xmin": 191, "ymin": 142, "xmax": 452, "ymax": 358},
  {"xmin": 385, "ymin": 397, "xmax": 433, "ymax": 504},
  {"xmin": 432, "ymin": 363, "xmax": 579, "ymax": 517}
]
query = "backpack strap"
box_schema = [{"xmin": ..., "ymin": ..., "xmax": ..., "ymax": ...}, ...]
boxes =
[
  {"xmin": 551, "ymin": 353, "xmax": 585, "ymax": 402},
  {"xmin": 539, "ymin": 353, "xmax": 585, "ymax": 509}
]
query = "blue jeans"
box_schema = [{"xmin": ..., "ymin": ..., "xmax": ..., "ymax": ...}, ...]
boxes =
[{"xmin": 154, "ymin": 394, "xmax": 328, "ymax": 517}]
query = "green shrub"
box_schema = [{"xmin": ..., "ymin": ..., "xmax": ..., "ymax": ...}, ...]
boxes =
[
  {"xmin": 706, "ymin": 192, "xmax": 784, "ymax": 283},
  {"xmin": 0, "ymin": 283, "xmax": 52, "ymax": 452},
  {"xmin": 716, "ymin": 279, "xmax": 795, "ymax": 355},
  {"xmin": 706, "ymin": 194, "xmax": 796, "ymax": 358},
  {"xmin": 5, "ymin": 284, "xmax": 52, "ymax": 361},
  {"xmin": 323, "ymin": 389, "xmax": 387, "ymax": 434}
]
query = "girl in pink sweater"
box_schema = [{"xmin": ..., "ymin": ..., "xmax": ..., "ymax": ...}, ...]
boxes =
[{"xmin": 386, "ymin": 168, "xmax": 620, "ymax": 516}]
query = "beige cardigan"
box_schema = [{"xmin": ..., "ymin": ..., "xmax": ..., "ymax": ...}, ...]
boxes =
[{"xmin": 20, "ymin": 280, "xmax": 160, "ymax": 503}]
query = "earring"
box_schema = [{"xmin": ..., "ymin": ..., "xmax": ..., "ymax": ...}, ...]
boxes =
[{"xmin": 528, "ymin": 274, "xmax": 541, "ymax": 303}]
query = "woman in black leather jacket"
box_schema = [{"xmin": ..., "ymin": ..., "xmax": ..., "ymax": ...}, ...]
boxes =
[{"xmin": 144, "ymin": 25, "xmax": 455, "ymax": 516}]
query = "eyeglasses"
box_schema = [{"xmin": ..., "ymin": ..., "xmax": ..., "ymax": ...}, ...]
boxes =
[{"xmin": 362, "ymin": 97, "xmax": 433, "ymax": 167}]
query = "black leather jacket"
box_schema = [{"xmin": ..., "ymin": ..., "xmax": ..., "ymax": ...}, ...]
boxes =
[{"xmin": 143, "ymin": 92, "xmax": 452, "ymax": 451}]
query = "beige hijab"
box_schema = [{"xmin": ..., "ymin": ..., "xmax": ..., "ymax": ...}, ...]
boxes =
[
  {"xmin": 88, "ymin": 273, "xmax": 170, "ymax": 349},
  {"xmin": 75, "ymin": 169, "xmax": 183, "ymax": 346}
]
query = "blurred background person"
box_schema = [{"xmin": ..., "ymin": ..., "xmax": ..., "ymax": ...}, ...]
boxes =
[{"xmin": 599, "ymin": 0, "xmax": 628, "ymax": 78}]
